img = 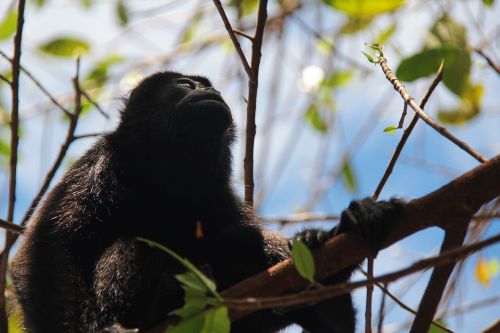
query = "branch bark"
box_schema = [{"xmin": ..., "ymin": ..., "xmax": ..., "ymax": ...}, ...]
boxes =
[{"xmin": 146, "ymin": 155, "xmax": 500, "ymax": 332}]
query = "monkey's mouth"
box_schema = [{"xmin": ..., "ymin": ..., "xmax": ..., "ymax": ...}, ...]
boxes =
[
  {"xmin": 176, "ymin": 91, "xmax": 233, "ymax": 133},
  {"xmin": 177, "ymin": 91, "xmax": 229, "ymax": 109}
]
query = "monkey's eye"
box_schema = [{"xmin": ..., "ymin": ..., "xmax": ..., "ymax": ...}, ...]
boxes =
[{"xmin": 177, "ymin": 79, "xmax": 196, "ymax": 90}]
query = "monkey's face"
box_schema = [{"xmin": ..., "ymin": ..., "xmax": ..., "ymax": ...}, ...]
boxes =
[
  {"xmin": 121, "ymin": 71, "xmax": 233, "ymax": 145},
  {"xmin": 116, "ymin": 71, "xmax": 235, "ymax": 183}
]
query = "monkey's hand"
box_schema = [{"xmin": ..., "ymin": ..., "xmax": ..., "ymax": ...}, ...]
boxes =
[{"xmin": 334, "ymin": 197, "xmax": 405, "ymax": 257}]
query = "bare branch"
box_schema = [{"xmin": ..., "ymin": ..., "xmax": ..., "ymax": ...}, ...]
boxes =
[
  {"xmin": 473, "ymin": 48, "xmax": 500, "ymax": 74},
  {"xmin": 0, "ymin": 218, "xmax": 24, "ymax": 235},
  {"xmin": 373, "ymin": 62, "xmax": 444, "ymax": 199},
  {"xmin": 0, "ymin": 50, "xmax": 72, "ymax": 117},
  {"xmin": 377, "ymin": 55, "xmax": 487, "ymax": 163},
  {"xmin": 0, "ymin": 0, "xmax": 27, "ymax": 330},
  {"xmin": 212, "ymin": 0, "xmax": 252, "ymax": 77}
]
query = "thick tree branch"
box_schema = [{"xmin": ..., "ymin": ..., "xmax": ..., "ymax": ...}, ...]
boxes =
[{"xmin": 146, "ymin": 155, "xmax": 500, "ymax": 332}]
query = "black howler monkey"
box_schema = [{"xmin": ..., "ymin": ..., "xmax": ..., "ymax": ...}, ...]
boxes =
[{"xmin": 11, "ymin": 71, "xmax": 403, "ymax": 333}]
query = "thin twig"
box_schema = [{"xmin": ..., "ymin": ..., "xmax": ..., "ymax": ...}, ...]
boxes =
[
  {"xmin": 398, "ymin": 101, "xmax": 408, "ymax": 129},
  {"xmin": 81, "ymin": 90, "xmax": 109, "ymax": 119},
  {"xmin": 377, "ymin": 55, "xmax": 487, "ymax": 163},
  {"xmin": 244, "ymin": 0, "xmax": 268, "ymax": 205},
  {"xmin": 365, "ymin": 258, "xmax": 374, "ymax": 333},
  {"xmin": 223, "ymin": 233, "xmax": 500, "ymax": 312},
  {"xmin": 373, "ymin": 62, "xmax": 444, "ymax": 199},
  {"xmin": 212, "ymin": 0, "xmax": 252, "ymax": 77},
  {"xmin": 73, "ymin": 131, "xmax": 110, "ymax": 140},
  {"xmin": 0, "ymin": 0, "xmax": 27, "ymax": 331},
  {"xmin": 0, "ymin": 50, "xmax": 72, "ymax": 117},
  {"xmin": 0, "ymin": 74, "xmax": 10, "ymax": 85},
  {"xmin": 232, "ymin": 29, "xmax": 254, "ymax": 41},
  {"xmin": 359, "ymin": 269, "xmax": 453, "ymax": 333},
  {"xmin": 376, "ymin": 283, "xmax": 387, "ymax": 333},
  {"xmin": 291, "ymin": 14, "xmax": 371, "ymax": 72},
  {"xmin": 5, "ymin": 58, "xmax": 85, "ymax": 255},
  {"xmin": 473, "ymin": 48, "xmax": 500, "ymax": 74},
  {"xmin": 0, "ymin": 218, "xmax": 24, "ymax": 234}
]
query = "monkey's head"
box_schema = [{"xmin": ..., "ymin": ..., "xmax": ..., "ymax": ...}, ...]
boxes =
[{"xmin": 114, "ymin": 71, "xmax": 235, "ymax": 190}]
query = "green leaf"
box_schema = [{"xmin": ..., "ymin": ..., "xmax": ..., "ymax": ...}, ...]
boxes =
[
  {"xmin": 167, "ymin": 306, "xmax": 230, "ymax": 333},
  {"xmin": 8, "ymin": 311, "xmax": 23, "ymax": 333},
  {"xmin": 323, "ymin": 70, "xmax": 353, "ymax": 87},
  {"xmin": 229, "ymin": 0, "xmax": 258, "ymax": 16},
  {"xmin": 181, "ymin": 13, "xmax": 203, "ymax": 43},
  {"xmin": 38, "ymin": 37, "xmax": 90, "ymax": 58},
  {"xmin": 482, "ymin": 0, "xmax": 494, "ymax": 7},
  {"xmin": 137, "ymin": 238, "xmax": 219, "ymax": 300},
  {"xmin": 316, "ymin": 37, "xmax": 335, "ymax": 55},
  {"xmin": 175, "ymin": 272, "xmax": 211, "ymax": 294},
  {"xmin": 35, "ymin": 0, "xmax": 47, "ymax": 8},
  {"xmin": 305, "ymin": 104, "xmax": 328, "ymax": 133},
  {"xmin": 0, "ymin": 10, "xmax": 17, "ymax": 42},
  {"xmin": 374, "ymin": 23, "xmax": 396, "ymax": 45},
  {"xmin": 0, "ymin": 139, "xmax": 10, "ymax": 158},
  {"xmin": 339, "ymin": 16, "xmax": 374, "ymax": 35},
  {"xmin": 322, "ymin": 0, "xmax": 405, "ymax": 18},
  {"xmin": 383, "ymin": 125, "xmax": 398, "ymax": 134},
  {"xmin": 172, "ymin": 286, "xmax": 209, "ymax": 319},
  {"xmin": 292, "ymin": 240, "xmax": 315, "ymax": 283},
  {"xmin": 341, "ymin": 160, "xmax": 357, "ymax": 193},
  {"xmin": 437, "ymin": 83, "xmax": 483, "ymax": 125},
  {"xmin": 427, "ymin": 16, "xmax": 467, "ymax": 49},
  {"xmin": 116, "ymin": 0, "xmax": 129, "ymax": 27},
  {"xmin": 396, "ymin": 46, "xmax": 471, "ymax": 95},
  {"xmin": 361, "ymin": 51, "xmax": 377, "ymax": 63},
  {"xmin": 81, "ymin": 0, "xmax": 92, "ymax": 8},
  {"xmin": 84, "ymin": 54, "xmax": 124, "ymax": 90},
  {"xmin": 428, "ymin": 318, "xmax": 448, "ymax": 333}
]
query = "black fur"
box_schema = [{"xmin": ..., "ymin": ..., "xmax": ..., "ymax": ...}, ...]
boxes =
[{"xmin": 11, "ymin": 71, "xmax": 403, "ymax": 333}]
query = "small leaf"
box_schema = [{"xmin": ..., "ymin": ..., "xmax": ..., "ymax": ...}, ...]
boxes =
[
  {"xmin": 8, "ymin": 311, "xmax": 23, "ymax": 333},
  {"xmin": 437, "ymin": 83, "xmax": 483, "ymax": 125},
  {"xmin": 116, "ymin": 0, "xmax": 129, "ymax": 27},
  {"xmin": 38, "ymin": 37, "xmax": 90, "ymax": 58},
  {"xmin": 428, "ymin": 318, "xmax": 448, "ymax": 333},
  {"xmin": 175, "ymin": 272, "xmax": 210, "ymax": 294},
  {"xmin": 476, "ymin": 257, "xmax": 491, "ymax": 286},
  {"xmin": 322, "ymin": 0, "xmax": 405, "ymax": 18},
  {"xmin": 137, "ymin": 238, "xmax": 219, "ymax": 298},
  {"xmin": 0, "ymin": 10, "xmax": 17, "ymax": 42},
  {"xmin": 305, "ymin": 104, "xmax": 328, "ymax": 133},
  {"xmin": 339, "ymin": 16, "xmax": 374, "ymax": 35},
  {"xmin": 0, "ymin": 139, "xmax": 10, "ymax": 158},
  {"xmin": 292, "ymin": 240, "xmax": 315, "ymax": 283},
  {"xmin": 181, "ymin": 13, "xmax": 202, "ymax": 43},
  {"xmin": 172, "ymin": 286, "xmax": 209, "ymax": 320},
  {"xmin": 361, "ymin": 51, "xmax": 376, "ymax": 63},
  {"xmin": 316, "ymin": 37, "xmax": 335, "ymax": 55},
  {"xmin": 383, "ymin": 125, "xmax": 398, "ymax": 134},
  {"xmin": 374, "ymin": 23, "xmax": 396, "ymax": 45},
  {"xmin": 84, "ymin": 54, "xmax": 125, "ymax": 90},
  {"xmin": 482, "ymin": 0, "xmax": 494, "ymax": 7},
  {"xmin": 323, "ymin": 70, "xmax": 353, "ymax": 88},
  {"xmin": 488, "ymin": 258, "xmax": 499, "ymax": 276},
  {"xmin": 427, "ymin": 16, "xmax": 467, "ymax": 49},
  {"xmin": 167, "ymin": 306, "xmax": 230, "ymax": 333},
  {"xmin": 341, "ymin": 160, "xmax": 357, "ymax": 193},
  {"xmin": 395, "ymin": 46, "xmax": 471, "ymax": 95}
]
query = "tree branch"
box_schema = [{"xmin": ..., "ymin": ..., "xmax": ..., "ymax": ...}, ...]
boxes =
[
  {"xmin": 0, "ymin": 0, "xmax": 27, "ymax": 331},
  {"xmin": 147, "ymin": 154, "xmax": 500, "ymax": 332},
  {"xmin": 377, "ymin": 55, "xmax": 487, "ymax": 163}
]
